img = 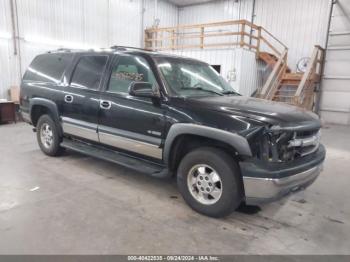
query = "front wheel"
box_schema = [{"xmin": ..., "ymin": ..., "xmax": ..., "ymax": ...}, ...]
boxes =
[{"xmin": 177, "ymin": 147, "xmax": 243, "ymax": 218}]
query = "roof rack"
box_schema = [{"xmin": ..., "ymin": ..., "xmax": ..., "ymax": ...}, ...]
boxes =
[
  {"xmin": 47, "ymin": 48, "xmax": 72, "ymax": 53},
  {"xmin": 110, "ymin": 45, "xmax": 151, "ymax": 51}
]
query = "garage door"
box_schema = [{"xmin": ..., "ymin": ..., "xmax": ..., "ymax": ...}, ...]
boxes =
[{"xmin": 320, "ymin": 0, "xmax": 350, "ymax": 125}]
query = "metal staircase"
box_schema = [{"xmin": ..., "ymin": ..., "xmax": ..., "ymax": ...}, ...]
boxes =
[{"xmin": 144, "ymin": 20, "xmax": 325, "ymax": 111}]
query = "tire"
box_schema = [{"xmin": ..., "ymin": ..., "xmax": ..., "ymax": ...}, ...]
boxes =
[
  {"xmin": 177, "ymin": 147, "xmax": 243, "ymax": 218},
  {"xmin": 36, "ymin": 114, "xmax": 64, "ymax": 156}
]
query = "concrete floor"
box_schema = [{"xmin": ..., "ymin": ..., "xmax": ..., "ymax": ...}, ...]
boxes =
[{"xmin": 0, "ymin": 122, "xmax": 349, "ymax": 254}]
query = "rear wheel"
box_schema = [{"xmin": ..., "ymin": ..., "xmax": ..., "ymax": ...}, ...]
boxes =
[
  {"xmin": 36, "ymin": 114, "xmax": 64, "ymax": 156},
  {"xmin": 177, "ymin": 147, "xmax": 243, "ymax": 217}
]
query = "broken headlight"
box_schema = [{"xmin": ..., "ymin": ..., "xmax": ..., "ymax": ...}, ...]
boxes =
[{"xmin": 249, "ymin": 126, "xmax": 320, "ymax": 163}]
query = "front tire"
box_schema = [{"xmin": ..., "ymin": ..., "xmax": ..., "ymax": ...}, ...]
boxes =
[
  {"xmin": 36, "ymin": 114, "xmax": 64, "ymax": 156},
  {"xmin": 177, "ymin": 147, "xmax": 243, "ymax": 218}
]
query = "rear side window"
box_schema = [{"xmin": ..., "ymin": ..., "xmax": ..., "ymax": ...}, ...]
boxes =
[
  {"xmin": 23, "ymin": 53, "xmax": 73, "ymax": 83},
  {"xmin": 70, "ymin": 56, "xmax": 108, "ymax": 90}
]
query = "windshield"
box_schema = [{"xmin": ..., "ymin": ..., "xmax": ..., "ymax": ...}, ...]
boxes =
[{"xmin": 155, "ymin": 57, "xmax": 239, "ymax": 97}]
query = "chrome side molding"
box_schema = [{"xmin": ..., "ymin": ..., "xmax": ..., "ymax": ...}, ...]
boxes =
[
  {"xmin": 61, "ymin": 117, "xmax": 162, "ymax": 159},
  {"xmin": 61, "ymin": 117, "xmax": 99, "ymax": 142}
]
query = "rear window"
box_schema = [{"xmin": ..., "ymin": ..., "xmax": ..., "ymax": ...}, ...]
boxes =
[
  {"xmin": 70, "ymin": 55, "xmax": 108, "ymax": 90},
  {"xmin": 23, "ymin": 53, "xmax": 73, "ymax": 83}
]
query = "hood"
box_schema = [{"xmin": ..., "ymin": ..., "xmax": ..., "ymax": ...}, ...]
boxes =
[{"xmin": 187, "ymin": 95, "xmax": 320, "ymax": 126}]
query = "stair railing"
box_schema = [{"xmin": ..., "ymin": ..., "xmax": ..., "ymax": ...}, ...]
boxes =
[
  {"xmin": 293, "ymin": 46, "xmax": 325, "ymax": 110},
  {"xmin": 144, "ymin": 20, "xmax": 286, "ymax": 57},
  {"xmin": 257, "ymin": 49, "xmax": 288, "ymax": 99}
]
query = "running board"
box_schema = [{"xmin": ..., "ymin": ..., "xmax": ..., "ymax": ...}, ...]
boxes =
[{"xmin": 61, "ymin": 138, "xmax": 170, "ymax": 178}]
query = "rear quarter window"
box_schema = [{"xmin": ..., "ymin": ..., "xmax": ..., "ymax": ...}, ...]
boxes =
[{"xmin": 23, "ymin": 53, "xmax": 73, "ymax": 83}]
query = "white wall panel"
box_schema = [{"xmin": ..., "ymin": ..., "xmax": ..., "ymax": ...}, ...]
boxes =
[
  {"xmin": 320, "ymin": 0, "xmax": 350, "ymax": 125},
  {"xmin": 0, "ymin": 0, "xmax": 16, "ymax": 100},
  {"xmin": 0, "ymin": 0, "xmax": 178, "ymax": 99},
  {"xmin": 144, "ymin": 0, "xmax": 179, "ymax": 28},
  {"xmin": 178, "ymin": 0, "xmax": 253, "ymax": 24},
  {"xmin": 254, "ymin": 0, "xmax": 330, "ymax": 72},
  {"xmin": 169, "ymin": 0, "xmax": 330, "ymax": 97},
  {"xmin": 108, "ymin": 0, "xmax": 142, "ymax": 47}
]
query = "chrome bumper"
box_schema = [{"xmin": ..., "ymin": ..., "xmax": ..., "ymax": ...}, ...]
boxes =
[{"xmin": 243, "ymin": 164, "xmax": 323, "ymax": 204}]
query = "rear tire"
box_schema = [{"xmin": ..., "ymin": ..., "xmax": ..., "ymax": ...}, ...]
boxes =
[
  {"xmin": 177, "ymin": 147, "xmax": 243, "ymax": 218},
  {"xmin": 36, "ymin": 114, "xmax": 64, "ymax": 156}
]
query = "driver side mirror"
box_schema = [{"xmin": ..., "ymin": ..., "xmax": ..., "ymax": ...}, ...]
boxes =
[{"xmin": 129, "ymin": 82, "xmax": 160, "ymax": 98}]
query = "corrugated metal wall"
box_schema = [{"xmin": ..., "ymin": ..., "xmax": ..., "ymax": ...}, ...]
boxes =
[
  {"xmin": 178, "ymin": 0, "xmax": 253, "ymax": 24},
  {"xmin": 0, "ymin": 0, "xmax": 16, "ymax": 100},
  {"xmin": 0, "ymin": 0, "xmax": 334, "ymax": 109},
  {"xmin": 254, "ymin": 0, "xmax": 330, "ymax": 72},
  {"xmin": 0, "ymin": 0, "xmax": 178, "ymax": 100},
  {"xmin": 320, "ymin": 0, "xmax": 350, "ymax": 125},
  {"xmin": 164, "ymin": 0, "xmax": 330, "ymax": 97},
  {"xmin": 144, "ymin": 0, "xmax": 179, "ymax": 28}
]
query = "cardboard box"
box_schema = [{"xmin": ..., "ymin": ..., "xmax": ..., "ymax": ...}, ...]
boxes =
[{"xmin": 10, "ymin": 86, "xmax": 20, "ymax": 103}]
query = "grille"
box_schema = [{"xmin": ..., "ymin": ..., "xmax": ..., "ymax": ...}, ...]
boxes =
[{"xmin": 288, "ymin": 129, "xmax": 321, "ymax": 157}]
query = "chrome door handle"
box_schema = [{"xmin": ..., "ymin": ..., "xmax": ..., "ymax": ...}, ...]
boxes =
[
  {"xmin": 64, "ymin": 94, "xmax": 74, "ymax": 103},
  {"xmin": 100, "ymin": 100, "xmax": 112, "ymax": 110}
]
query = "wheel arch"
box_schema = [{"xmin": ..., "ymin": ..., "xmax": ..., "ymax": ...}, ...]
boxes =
[
  {"xmin": 163, "ymin": 123, "xmax": 252, "ymax": 171},
  {"xmin": 29, "ymin": 98, "xmax": 62, "ymax": 135}
]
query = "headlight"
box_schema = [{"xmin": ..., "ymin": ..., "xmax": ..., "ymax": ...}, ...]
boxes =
[{"xmin": 248, "ymin": 126, "xmax": 320, "ymax": 162}]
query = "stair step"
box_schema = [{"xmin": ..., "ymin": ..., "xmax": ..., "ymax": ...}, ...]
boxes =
[
  {"xmin": 282, "ymin": 73, "xmax": 303, "ymax": 80},
  {"xmin": 61, "ymin": 138, "xmax": 169, "ymax": 178},
  {"xmin": 258, "ymin": 52, "xmax": 291, "ymax": 73},
  {"xmin": 275, "ymin": 92, "xmax": 297, "ymax": 96},
  {"xmin": 273, "ymin": 95, "xmax": 295, "ymax": 98},
  {"xmin": 280, "ymin": 81, "xmax": 300, "ymax": 85}
]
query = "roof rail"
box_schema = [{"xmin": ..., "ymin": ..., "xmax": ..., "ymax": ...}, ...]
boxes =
[
  {"xmin": 56, "ymin": 48, "xmax": 72, "ymax": 52},
  {"xmin": 47, "ymin": 48, "xmax": 72, "ymax": 53},
  {"xmin": 110, "ymin": 45, "xmax": 150, "ymax": 51}
]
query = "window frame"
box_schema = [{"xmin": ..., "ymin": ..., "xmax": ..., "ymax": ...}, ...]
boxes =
[
  {"xmin": 68, "ymin": 54, "xmax": 110, "ymax": 91},
  {"xmin": 104, "ymin": 54, "xmax": 159, "ymax": 96},
  {"xmin": 23, "ymin": 53, "xmax": 74, "ymax": 84}
]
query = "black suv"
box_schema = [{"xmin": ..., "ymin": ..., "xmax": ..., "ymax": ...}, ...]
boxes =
[{"xmin": 20, "ymin": 47, "xmax": 325, "ymax": 217}]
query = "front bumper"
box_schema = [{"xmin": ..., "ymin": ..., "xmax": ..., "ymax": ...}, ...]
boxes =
[{"xmin": 240, "ymin": 144, "xmax": 325, "ymax": 204}]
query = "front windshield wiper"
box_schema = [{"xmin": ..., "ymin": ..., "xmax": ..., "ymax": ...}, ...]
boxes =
[
  {"xmin": 221, "ymin": 90, "xmax": 239, "ymax": 95},
  {"xmin": 181, "ymin": 86, "xmax": 224, "ymax": 96}
]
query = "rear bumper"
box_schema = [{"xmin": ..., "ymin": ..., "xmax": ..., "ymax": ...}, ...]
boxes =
[
  {"xmin": 21, "ymin": 111, "xmax": 31, "ymax": 123},
  {"xmin": 240, "ymin": 144, "xmax": 325, "ymax": 204}
]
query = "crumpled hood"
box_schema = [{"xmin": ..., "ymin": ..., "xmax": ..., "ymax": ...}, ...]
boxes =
[{"xmin": 187, "ymin": 95, "xmax": 320, "ymax": 126}]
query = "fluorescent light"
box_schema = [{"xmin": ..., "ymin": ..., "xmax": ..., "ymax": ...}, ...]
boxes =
[
  {"xmin": 0, "ymin": 32, "xmax": 11, "ymax": 39},
  {"xmin": 24, "ymin": 35, "xmax": 98, "ymax": 49}
]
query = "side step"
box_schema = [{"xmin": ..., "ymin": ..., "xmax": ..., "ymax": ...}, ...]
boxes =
[{"xmin": 61, "ymin": 138, "xmax": 170, "ymax": 178}]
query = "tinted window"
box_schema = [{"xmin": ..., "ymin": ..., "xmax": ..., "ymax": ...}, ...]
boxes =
[
  {"xmin": 108, "ymin": 55, "xmax": 156, "ymax": 93},
  {"xmin": 23, "ymin": 53, "xmax": 73, "ymax": 83},
  {"xmin": 71, "ymin": 56, "xmax": 108, "ymax": 89}
]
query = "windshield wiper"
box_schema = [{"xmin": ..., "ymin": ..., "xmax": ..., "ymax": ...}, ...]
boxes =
[
  {"xmin": 221, "ymin": 90, "xmax": 239, "ymax": 95},
  {"xmin": 181, "ymin": 86, "xmax": 224, "ymax": 96}
]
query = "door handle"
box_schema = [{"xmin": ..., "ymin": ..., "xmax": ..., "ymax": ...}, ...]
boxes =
[
  {"xmin": 64, "ymin": 94, "xmax": 74, "ymax": 103},
  {"xmin": 100, "ymin": 100, "xmax": 112, "ymax": 110}
]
